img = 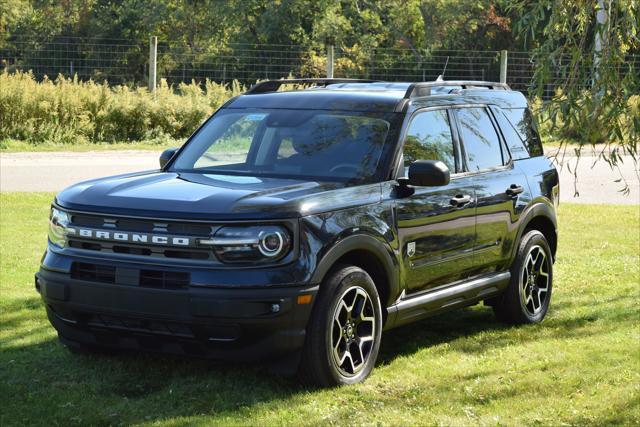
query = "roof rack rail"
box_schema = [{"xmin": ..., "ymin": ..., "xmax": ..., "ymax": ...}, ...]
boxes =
[
  {"xmin": 403, "ymin": 80, "xmax": 510, "ymax": 99},
  {"xmin": 245, "ymin": 78, "xmax": 380, "ymax": 95}
]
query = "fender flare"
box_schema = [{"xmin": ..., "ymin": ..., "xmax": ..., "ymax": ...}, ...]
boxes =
[
  {"xmin": 511, "ymin": 200, "xmax": 558, "ymax": 262},
  {"xmin": 310, "ymin": 234, "xmax": 400, "ymax": 306}
]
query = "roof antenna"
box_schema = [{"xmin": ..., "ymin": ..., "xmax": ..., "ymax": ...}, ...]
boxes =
[{"xmin": 436, "ymin": 56, "xmax": 449, "ymax": 81}]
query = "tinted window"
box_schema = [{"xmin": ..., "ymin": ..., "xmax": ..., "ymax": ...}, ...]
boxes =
[
  {"xmin": 457, "ymin": 107, "xmax": 504, "ymax": 171},
  {"xmin": 403, "ymin": 109, "xmax": 455, "ymax": 172},
  {"xmin": 503, "ymin": 108, "xmax": 544, "ymax": 157},
  {"xmin": 492, "ymin": 107, "xmax": 528, "ymax": 160},
  {"xmin": 192, "ymin": 114, "xmax": 257, "ymax": 168},
  {"xmin": 171, "ymin": 109, "xmax": 398, "ymax": 184}
]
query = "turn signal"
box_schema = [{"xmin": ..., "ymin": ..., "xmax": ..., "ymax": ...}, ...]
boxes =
[{"xmin": 297, "ymin": 294, "xmax": 312, "ymax": 305}]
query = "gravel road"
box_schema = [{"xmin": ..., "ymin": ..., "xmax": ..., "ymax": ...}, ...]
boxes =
[{"xmin": 1, "ymin": 150, "xmax": 638, "ymax": 205}]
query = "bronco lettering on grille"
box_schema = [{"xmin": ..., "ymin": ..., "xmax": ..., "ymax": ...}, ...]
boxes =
[{"xmin": 67, "ymin": 227, "xmax": 190, "ymax": 246}]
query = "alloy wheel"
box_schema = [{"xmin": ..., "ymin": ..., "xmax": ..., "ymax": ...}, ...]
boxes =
[
  {"xmin": 520, "ymin": 245, "xmax": 550, "ymax": 316},
  {"xmin": 330, "ymin": 286, "xmax": 377, "ymax": 376}
]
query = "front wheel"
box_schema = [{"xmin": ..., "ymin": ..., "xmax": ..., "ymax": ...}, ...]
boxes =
[
  {"xmin": 493, "ymin": 230, "xmax": 553, "ymax": 324},
  {"xmin": 298, "ymin": 265, "xmax": 382, "ymax": 387}
]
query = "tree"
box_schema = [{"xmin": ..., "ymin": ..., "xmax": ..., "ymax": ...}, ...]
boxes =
[{"xmin": 512, "ymin": 0, "xmax": 639, "ymax": 194}]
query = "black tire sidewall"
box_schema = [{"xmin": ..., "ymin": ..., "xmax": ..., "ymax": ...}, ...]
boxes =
[
  {"xmin": 303, "ymin": 265, "xmax": 383, "ymax": 386},
  {"xmin": 512, "ymin": 230, "xmax": 553, "ymax": 323}
]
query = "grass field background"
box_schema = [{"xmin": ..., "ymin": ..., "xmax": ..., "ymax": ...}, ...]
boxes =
[{"xmin": 1, "ymin": 193, "xmax": 639, "ymax": 425}]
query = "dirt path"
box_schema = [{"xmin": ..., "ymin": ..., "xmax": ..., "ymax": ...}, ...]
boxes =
[{"xmin": 1, "ymin": 150, "xmax": 638, "ymax": 204}]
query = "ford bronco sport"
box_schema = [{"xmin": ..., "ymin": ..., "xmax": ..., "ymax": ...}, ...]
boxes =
[{"xmin": 37, "ymin": 78, "xmax": 559, "ymax": 386}]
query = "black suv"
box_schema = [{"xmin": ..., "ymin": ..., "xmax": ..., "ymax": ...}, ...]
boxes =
[{"xmin": 37, "ymin": 79, "xmax": 559, "ymax": 386}]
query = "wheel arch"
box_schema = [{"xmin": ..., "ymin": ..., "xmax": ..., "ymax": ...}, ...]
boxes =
[
  {"xmin": 516, "ymin": 202, "xmax": 558, "ymax": 261},
  {"xmin": 310, "ymin": 234, "xmax": 400, "ymax": 311}
]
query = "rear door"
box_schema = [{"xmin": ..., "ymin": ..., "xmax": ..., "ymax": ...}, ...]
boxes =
[
  {"xmin": 453, "ymin": 106, "xmax": 530, "ymax": 276},
  {"xmin": 395, "ymin": 108, "xmax": 477, "ymax": 294}
]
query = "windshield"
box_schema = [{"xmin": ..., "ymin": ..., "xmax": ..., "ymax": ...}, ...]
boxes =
[{"xmin": 170, "ymin": 108, "xmax": 401, "ymax": 183}]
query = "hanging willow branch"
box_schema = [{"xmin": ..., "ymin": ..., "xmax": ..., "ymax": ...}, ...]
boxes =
[{"xmin": 511, "ymin": 0, "xmax": 639, "ymax": 196}]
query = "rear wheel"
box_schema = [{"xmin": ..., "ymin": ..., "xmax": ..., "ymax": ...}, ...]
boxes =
[
  {"xmin": 298, "ymin": 265, "xmax": 382, "ymax": 387},
  {"xmin": 493, "ymin": 230, "xmax": 553, "ymax": 324}
]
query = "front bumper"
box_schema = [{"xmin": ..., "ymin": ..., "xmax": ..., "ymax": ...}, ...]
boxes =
[{"xmin": 35, "ymin": 268, "xmax": 318, "ymax": 361}]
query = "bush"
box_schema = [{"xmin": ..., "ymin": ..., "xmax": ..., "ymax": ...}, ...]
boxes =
[{"xmin": 0, "ymin": 71, "xmax": 243, "ymax": 146}]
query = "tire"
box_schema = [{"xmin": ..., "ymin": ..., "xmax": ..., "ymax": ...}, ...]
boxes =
[
  {"xmin": 493, "ymin": 230, "xmax": 553, "ymax": 324},
  {"xmin": 298, "ymin": 265, "xmax": 383, "ymax": 387}
]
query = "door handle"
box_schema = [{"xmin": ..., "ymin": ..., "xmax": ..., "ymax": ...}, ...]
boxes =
[
  {"xmin": 450, "ymin": 194, "xmax": 472, "ymax": 207},
  {"xmin": 506, "ymin": 184, "xmax": 524, "ymax": 196}
]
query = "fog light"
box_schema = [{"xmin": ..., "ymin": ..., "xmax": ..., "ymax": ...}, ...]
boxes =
[{"xmin": 270, "ymin": 303, "xmax": 280, "ymax": 313}]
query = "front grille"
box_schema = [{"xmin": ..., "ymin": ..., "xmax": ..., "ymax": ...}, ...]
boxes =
[
  {"xmin": 86, "ymin": 313, "xmax": 195, "ymax": 338},
  {"xmin": 71, "ymin": 262, "xmax": 116, "ymax": 283},
  {"xmin": 65, "ymin": 212, "xmax": 216, "ymax": 261},
  {"xmin": 71, "ymin": 213, "xmax": 213, "ymax": 235},
  {"xmin": 69, "ymin": 241, "xmax": 102, "ymax": 251},
  {"xmin": 140, "ymin": 270, "xmax": 190, "ymax": 289},
  {"xmin": 70, "ymin": 262, "xmax": 190, "ymax": 289},
  {"xmin": 113, "ymin": 245, "xmax": 152, "ymax": 256},
  {"xmin": 67, "ymin": 239, "xmax": 213, "ymax": 261},
  {"xmin": 48, "ymin": 305, "xmax": 241, "ymax": 343}
]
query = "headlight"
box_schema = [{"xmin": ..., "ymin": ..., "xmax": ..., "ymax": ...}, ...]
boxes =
[
  {"xmin": 48, "ymin": 207, "xmax": 70, "ymax": 248},
  {"xmin": 203, "ymin": 225, "xmax": 291, "ymax": 263}
]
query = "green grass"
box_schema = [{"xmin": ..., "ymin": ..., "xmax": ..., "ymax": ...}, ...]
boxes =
[
  {"xmin": 1, "ymin": 194, "xmax": 639, "ymax": 426},
  {"xmin": 0, "ymin": 138, "xmax": 184, "ymax": 153},
  {"xmin": 1, "ymin": 136, "xmax": 249, "ymax": 153}
]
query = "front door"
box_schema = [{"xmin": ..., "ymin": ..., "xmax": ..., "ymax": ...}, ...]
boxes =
[{"xmin": 394, "ymin": 108, "xmax": 477, "ymax": 294}]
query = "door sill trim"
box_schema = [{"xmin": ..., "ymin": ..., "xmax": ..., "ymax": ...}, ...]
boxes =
[{"xmin": 387, "ymin": 271, "xmax": 510, "ymax": 327}]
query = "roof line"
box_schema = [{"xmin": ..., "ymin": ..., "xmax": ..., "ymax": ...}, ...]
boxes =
[
  {"xmin": 403, "ymin": 80, "xmax": 510, "ymax": 98},
  {"xmin": 246, "ymin": 78, "xmax": 380, "ymax": 95}
]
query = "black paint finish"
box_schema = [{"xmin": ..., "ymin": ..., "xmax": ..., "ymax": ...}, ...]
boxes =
[{"xmin": 39, "ymin": 83, "xmax": 558, "ymax": 358}]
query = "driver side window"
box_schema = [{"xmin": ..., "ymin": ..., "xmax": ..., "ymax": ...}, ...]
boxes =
[{"xmin": 403, "ymin": 109, "xmax": 455, "ymax": 173}]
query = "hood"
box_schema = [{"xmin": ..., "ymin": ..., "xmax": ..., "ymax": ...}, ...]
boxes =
[{"xmin": 55, "ymin": 171, "xmax": 382, "ymax": 220}]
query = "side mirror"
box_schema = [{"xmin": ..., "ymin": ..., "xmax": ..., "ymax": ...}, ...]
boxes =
[
  {"xmin": 159, "ymin": 147, "xmax": 178, "ymax": 169},
  {"xmin": 408, "ymin": 160, "xmax": 450, "ymax": 187}
]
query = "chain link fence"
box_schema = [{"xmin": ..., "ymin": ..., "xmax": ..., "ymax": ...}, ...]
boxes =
[{"xmin": 2, "ymin": 35, "xmax": 638, "ymax": 96}]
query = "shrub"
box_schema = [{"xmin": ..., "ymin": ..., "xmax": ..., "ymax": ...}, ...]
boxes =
[{"xmin": 0, "ymin": 71, "xmax": 243, "ymax": 146}]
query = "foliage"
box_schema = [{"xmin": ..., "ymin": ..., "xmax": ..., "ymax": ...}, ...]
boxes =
[
  {"xmin": 1, "ymin": 195, "xmax": 639, "ymax": 425},
  {"xmin": 2, "ymin": 0, "xmax": 638, "ymax": 189},
  {"xmin": 0, "ymin": 71, "xmax": 242, "ymax": 145},
  {"xmin": 511, "ymin": 0, "xmax": 640, "ymax": 193},
  {"xmin": 1, "ymin": 0, "xmax": 520, "ymax": 83}
]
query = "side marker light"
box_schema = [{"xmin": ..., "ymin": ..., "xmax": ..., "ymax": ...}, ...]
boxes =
[{"xmin": 297, "ymin": 294, "xmax": 312, "ymax": 305}]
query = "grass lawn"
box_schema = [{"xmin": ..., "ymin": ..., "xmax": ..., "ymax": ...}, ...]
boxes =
[
  {"xmin": 1, "ymin": 194, "xmax": 638, "ymax": 426},
  {"xmin": 1, "ymin": 137, "xmax": 247, "ymax": 154},
  {"xmin": 0, "ymin": 139, "xmax": 182, "ymax": 153}
]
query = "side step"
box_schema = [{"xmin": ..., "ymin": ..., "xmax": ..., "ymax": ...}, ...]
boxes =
[{"xmin": 386, "ymin": 271, "xmax": 510, "ymax": 328}]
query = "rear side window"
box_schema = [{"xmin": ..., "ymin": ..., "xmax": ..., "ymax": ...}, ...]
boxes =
[
  {"xmin": 502, "ymin": 108, "xmax": 544, "ymax": 157},
  {"xmin": 456, "ymin": 107, "xmax": 504, "ymax": 171},
  {"xmin": 403, "ymin": 109, "xmax": 456, "ymax": 172},
  {"xmin": 492, "ymin": 107, "xmax": 529, "ymax": 160}
]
